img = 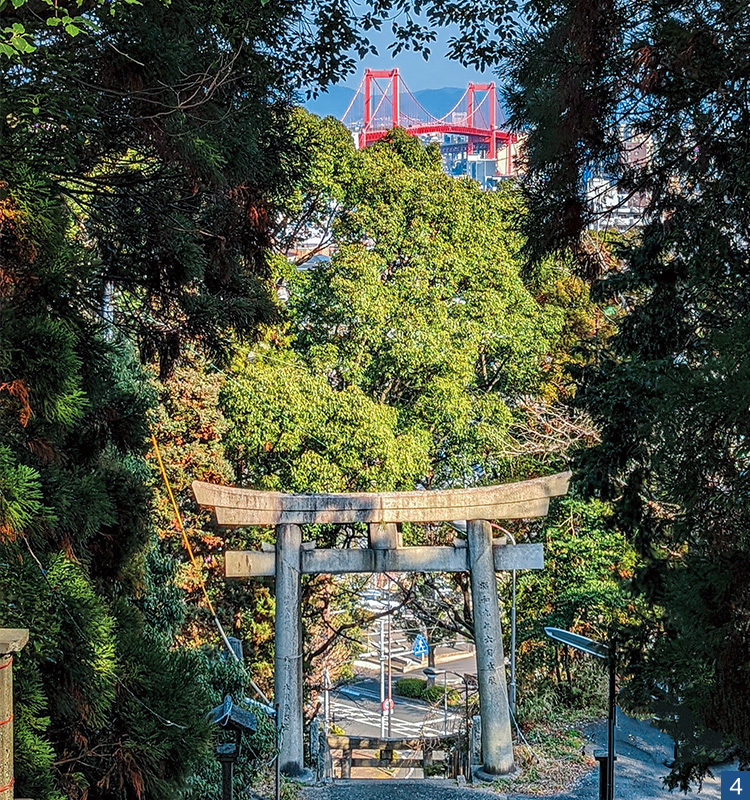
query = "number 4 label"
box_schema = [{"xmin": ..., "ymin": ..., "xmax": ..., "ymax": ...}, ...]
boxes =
[{"xmin": 723, "ymin": 772, "xmax": 749, "ymax": 799}]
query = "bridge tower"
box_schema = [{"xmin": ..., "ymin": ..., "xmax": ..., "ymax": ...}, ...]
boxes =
[
  {"xmin": 360, "ymin": 68, "xmax": 401, "ymax": 149},
  {"xmin": 467, "ymin": 82, "xmax": 497, "ymax": 159}
]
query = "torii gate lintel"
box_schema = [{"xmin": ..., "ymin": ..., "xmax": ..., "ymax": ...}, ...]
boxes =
[{"xmin": 192, "ymin": 471, "xmax": 571, "ymax": 780}]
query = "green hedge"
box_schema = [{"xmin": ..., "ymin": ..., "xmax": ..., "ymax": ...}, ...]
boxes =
[
  {"xmin": 423, "ymin": 684, "xmax": 462, "ymax": 707},
  {"xmin": 394, "ymin": 677, "xmax": 427, "ymax": 699},
  {"xmin": 394, "ymin": 677, "xmax": 462, "ymax": 707}
]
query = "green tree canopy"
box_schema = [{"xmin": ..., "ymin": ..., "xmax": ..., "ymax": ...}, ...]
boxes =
[
  {"xmin": 216, "ymin": 123, "xmax": 600, "ymax": 709},
  {"xmin": 259, "ymin": 123, "xmax": 598, "ymax": 492}
]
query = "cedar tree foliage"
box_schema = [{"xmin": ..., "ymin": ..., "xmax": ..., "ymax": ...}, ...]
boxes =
[
  {"xmin": 0, "ymin": 0, "xmax": 378, "ymax": 796},
  {"xmin": 498, "ymin": 0, "xmax": 750, "ymax": 787}
]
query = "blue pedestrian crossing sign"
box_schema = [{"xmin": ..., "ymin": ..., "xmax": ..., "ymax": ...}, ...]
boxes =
[{"xmin": 412, "ymin": 634, "xmax": 430, "ymax": 658}]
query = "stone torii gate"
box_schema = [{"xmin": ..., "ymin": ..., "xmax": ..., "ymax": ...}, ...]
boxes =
[{"xmin": 192, "ymin": 471, "xmax": 570, "ymax": 780}]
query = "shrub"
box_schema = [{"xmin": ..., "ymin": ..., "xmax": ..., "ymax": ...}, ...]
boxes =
[
  {"xmin": 394, "ymin": 677, "xmax": 427, "ymax": 699},
  {"xmin": 393, "ymin": 677, "xmax": 463, "ymax": 706},
  {"xmin": 423, "ymin": 684, "xmax": 462, "ymax": 707}
]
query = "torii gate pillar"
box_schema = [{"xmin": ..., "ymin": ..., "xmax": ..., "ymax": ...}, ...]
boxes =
[
  {"xmin": 468, "ymin": 520, "xmax": 513, "ymax": 774},
  {"xmin": 193, "ymin": 471, "xmax": 570, "ymax": 780},
  {"xmin": 274, "ymin": 524, "xmax": 309, "ymax": 778}
]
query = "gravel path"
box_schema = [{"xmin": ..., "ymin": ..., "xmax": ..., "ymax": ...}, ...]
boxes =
[{"xmin": 303, "ymin": 714, "xmax": 733, "ymax": 800}]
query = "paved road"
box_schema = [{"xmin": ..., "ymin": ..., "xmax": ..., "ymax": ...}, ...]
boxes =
[
  {"xmin": 304, "ymin": 713, "xmax": 734, "ymax": 799},
  {"xmin": 552, "ymin": 712, "xmax": 728, "ymax": 799},
  {"xmin": 331, "ymin": 679, "xmax": 462, "ymax": 738},
  {"xmin": 355, "ymin": 641, "xmax": 477, "ymax": 684}
]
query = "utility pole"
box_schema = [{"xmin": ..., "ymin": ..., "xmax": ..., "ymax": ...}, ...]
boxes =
[
  {"xmin": 379, "ymin": 618, "xmax": 386, "ymax": 737},
  {"xmin": 323, "ymin": 668, "xmax": 330, "ymax": 733},
  {"xmin": 387, "ymin": 586, "xmax": 393, "ymax": 738}
]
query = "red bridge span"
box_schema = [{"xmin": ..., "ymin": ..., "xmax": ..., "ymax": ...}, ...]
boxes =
[{"xmin": 342, "ymin": 68, "xmax": 519, "ymax": 176}]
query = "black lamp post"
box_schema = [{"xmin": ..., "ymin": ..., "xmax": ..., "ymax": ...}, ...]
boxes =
[
  {"xmin": 207, "ymin": 695, "xmax": 258, "ymax": 800},
  {"xmin": 544, "ymin": 627, "xmax": 616, "ymax": 800}
]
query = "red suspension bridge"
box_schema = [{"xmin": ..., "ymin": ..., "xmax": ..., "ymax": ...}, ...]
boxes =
[{"xmin": 342, "ymin": 68, "xmax": 519, "ymax": 176}]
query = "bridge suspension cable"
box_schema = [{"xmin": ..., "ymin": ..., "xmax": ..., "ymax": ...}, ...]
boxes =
[{"xmin": 339, "ymin": 68, "xmax": 518, "ymax": 174}]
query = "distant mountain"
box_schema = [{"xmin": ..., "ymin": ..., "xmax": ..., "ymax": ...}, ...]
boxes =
[
  {"xmin": 410, "ymin": 87, "xmax": 467, "ymax": 120},
  {"xmin": 304, "ymin": 86, "xmax": 469, "ymax": 122},
  {"xmin": 304, "ymin": 86, "xmax": 356, "ymax": 120}
]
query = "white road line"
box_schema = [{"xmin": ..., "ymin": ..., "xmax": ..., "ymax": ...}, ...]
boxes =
[{"xmin": 334, "ymin": 706, "xmax": 462, "ymax": 737}]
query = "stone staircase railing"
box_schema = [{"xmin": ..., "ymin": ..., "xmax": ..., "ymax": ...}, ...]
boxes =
[{"xmin": 310, "ymin": 714, "xmax": 484, "ymax": 783}]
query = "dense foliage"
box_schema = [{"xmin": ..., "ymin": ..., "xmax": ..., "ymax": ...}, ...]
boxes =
[
  {"xmin": 8, "ymin": 0, "xmax": 736, "ymax": 787},
  {"xmin": 514, "ymin": 498, "xmax": 649, "ymax": 706},
  {"xmin": 493, "ymin": 0, "xmax": 750, "ymax": 785},
  {"xmin": 1, "ymin": 0, "xmax": 317, "ymax": 373},
  {"xmin": 230, "ymin": 121, "xmax": 599, "ymax": 491},
  {"xmin": 0, "ymin": 0, "xmax": 344, "ymax": 794},
  {"xmin": 217, "ymin": 117, "xmax": 605, "ymax": 712},
  {"xmin": 0, "ymin": 188, "xmax": 212, "ymax": 795}
]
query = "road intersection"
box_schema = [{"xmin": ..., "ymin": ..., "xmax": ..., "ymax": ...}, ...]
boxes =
[{"xmin": 330, "ymin": 678, "xmax": 463, "ymax": 738}]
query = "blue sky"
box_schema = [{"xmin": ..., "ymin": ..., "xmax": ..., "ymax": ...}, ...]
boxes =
[{"xmin": 340, "ymin": 22, "xmax": 494, "ymax": 91}]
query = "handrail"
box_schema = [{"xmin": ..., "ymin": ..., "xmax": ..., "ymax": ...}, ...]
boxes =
[{"xmin": 325, "ymin": 732, "xmax": 460, "ymax": 779}]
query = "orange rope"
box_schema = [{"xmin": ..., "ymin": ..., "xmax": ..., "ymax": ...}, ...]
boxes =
[
  {"xmin": 0, "ymin": 778, "xmax": 14, "ymax": 794},
  {"xmin": 0, "ymin": 714, "xmax": 12, "ymax": 727},
  {"xmin": 150, "ymin": 435, "xmax": 273, "ymax": 705},
  {"xmin": 0, "ymin": 657, "xmax": 12, "ymax": 671},
  {"xmin": 150, "ymin": 435, "xmax": 218, "ymax": 618}
]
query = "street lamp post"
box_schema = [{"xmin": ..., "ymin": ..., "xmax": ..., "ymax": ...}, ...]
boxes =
[
  {"xmin": 423, "ymin": 667, "xmax": 448, "ymax": 734},
  {"xmin": 544, "ymin": 627, "xmax": 616, "ymax": 800},
  {"xmin": 497, "ymin": 527, "xmax": 518, "ymax": 714},
  {"xmin": 387, "ymin": 581, "xmax": 393, "ymax": 737}
]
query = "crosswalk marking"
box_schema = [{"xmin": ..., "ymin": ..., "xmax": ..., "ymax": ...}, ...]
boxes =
[{"xmin": 333, "ymin": 702, "xmax": 462, "ymax": 738}]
